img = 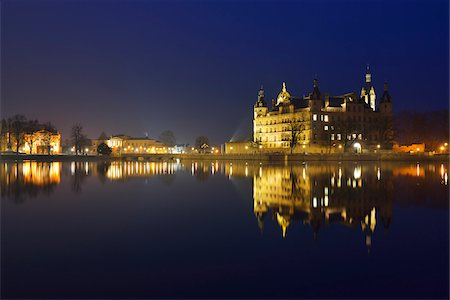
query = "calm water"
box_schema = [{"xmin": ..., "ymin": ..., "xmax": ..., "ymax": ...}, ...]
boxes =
[{"xmin": 1, "ymin": 160, "xmax": 449, "ymax": 299}]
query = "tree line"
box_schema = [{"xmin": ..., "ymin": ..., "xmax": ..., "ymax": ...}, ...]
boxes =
[
  {"xmin": 1, "ymin": 115, "xmax": 57, "ymax": 154},
  {"xmin": 1, "ymin": 115, "xmax": 213, "ymax": 155}
]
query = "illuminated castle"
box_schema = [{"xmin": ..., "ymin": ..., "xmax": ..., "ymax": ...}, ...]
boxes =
[{"xmin": 253, "ymin": 67, "xmax": 393, "ymax": 153}]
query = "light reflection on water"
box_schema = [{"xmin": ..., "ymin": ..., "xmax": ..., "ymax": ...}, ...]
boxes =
[
  {"xmin": 1, "ymin": 159, "xmax": 449, "ymax": 298},
  {"xmin": 1, "ymin": 160, "xmax": 448, "ymax": 241}
]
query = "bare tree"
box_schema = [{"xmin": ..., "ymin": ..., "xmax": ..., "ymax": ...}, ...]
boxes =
[
  {"xmin": 98, "ymin": 131, "xmax": 108, "ymax": 142},
  {"xmin": 195, "ymin": 136, "xmax": 209, "ymax": 153},
  {"xmin": 1, "ymin": 118, "xmax": 12, "ymax": 150},
  {"xmin": 288, "ymin": 120, "xmax": 302, "ymax": 154},
  {"xmin": 288, "ymin": 116, "xmax": 309, "ymax": 154},
  {"xmin": 159, "ymin": 130, "xmax": 176, "ymax": 147},
  {"xmin": 10, "ymin": 115, "xmax": 27, "ymax": 154},
  {"xmin": 43, "ymin": 122, "xmax": 57, "ymax": 154},
  {"xmin": 25, "ymin": 120, "xmax": 39, "ymax": 154},
  {"xmin": 71, "ymin": 123, "xmax": 87, "ymax": 155}
]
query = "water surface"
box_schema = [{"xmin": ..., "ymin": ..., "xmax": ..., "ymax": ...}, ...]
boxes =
[{"xmin": 1, "ymin": 160, "xmax": 448, "ymax": 298}]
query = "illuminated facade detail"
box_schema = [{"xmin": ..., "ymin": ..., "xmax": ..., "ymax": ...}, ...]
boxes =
[
  {"xmin": 361, "ymin": 65, "xmax": 376, "ymax": 111},
  {"xmin": 253, "ymin": 68, "xmax": 394, "ymax": 153},
  {"xmin": 106, "ymin": 135, "xmax": 167, "ymax": 154},
  {"xmin": 0, "ymin": 130, "xmax": 61, "ymax": 154}
]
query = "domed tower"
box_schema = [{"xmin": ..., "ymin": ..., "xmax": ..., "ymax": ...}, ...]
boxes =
[
  {"xmin": 276, "ymin": 82, "xmax": 291, "ymax": 106},
  {"xmin": 360, "ymin": 65, "xmax": 376, "ymax": 111}
]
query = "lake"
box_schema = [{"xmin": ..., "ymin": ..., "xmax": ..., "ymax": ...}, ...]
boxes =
[{"xmin": 1, "ymin": 160, "xmax": 449, "ymax": 298}]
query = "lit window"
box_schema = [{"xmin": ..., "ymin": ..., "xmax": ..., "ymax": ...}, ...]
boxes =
[
  {"xmin": 324, "ymin": 126, "xmax": 329, "ymax": 131},
  {"xmin": 324, "ymin": 115, "xmax": 329, "ymax": 122},
  {"xmin": 337, "ymin": 134, "xmax": 341, "ymax": 140},
  {"xmin": 313, "ymin": 114, "xmax": 317, "ymax": 121},
  {"xmin": 331, "ymin": 133, "xmax": 335, "ymax": 140}
]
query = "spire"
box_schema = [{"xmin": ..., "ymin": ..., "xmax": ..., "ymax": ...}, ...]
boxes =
[
  {"xmin": 380, "ymin": 80, "xmax": 392, "ymax": 103},
  {"xmin": 255, "ymin": 85, "xmax": 267, "ymax": 107},
  {"xmin": 311, "ymin": 78, "xmax": 321, "ymax": 100},
  {"xmin": 282, "ymin": 82, "xmax": 287, "ymax": 92},
  {"xmin": 365, "ymin": 64, "xmax": 372, "ymax": 83}
]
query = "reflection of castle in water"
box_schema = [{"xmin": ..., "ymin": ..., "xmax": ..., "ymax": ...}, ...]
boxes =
[
  {"xmin": 254, "ymin": 164, "xmax": 390, "ymax": 249},
  {"xmin": 1, "ymin": 160, "xmax": 447, "ymax": 249},
  {"xmin": 223, "ymin": 162, "xmax": 448, "ymax": 250}
]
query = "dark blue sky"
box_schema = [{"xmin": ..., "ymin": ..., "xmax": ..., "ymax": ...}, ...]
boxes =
[{"xmin": 2, "ymin": 0, "xmax": 448, "ymax": 144}]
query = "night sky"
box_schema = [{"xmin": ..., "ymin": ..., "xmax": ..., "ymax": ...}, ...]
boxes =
[{"xmin": 2, "ymin": 0, "xmax": 448, "ymax": 145}]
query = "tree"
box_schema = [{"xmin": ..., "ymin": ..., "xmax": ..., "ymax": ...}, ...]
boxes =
[
  {"xmin": 97, "ymin": 142, "xmax": 112, "ymax": 155},
  {"xmin": 195, "ymin": 136, "xmax": 209, "ymax": 153},
  {"xmin": 98, "ymin": 131, "xmax": 108, "ymax": 141},
  {"xmin": 25, "ymin": 120, "xmax": 39, "ymax": 154},
  {"xmin": 43, "ymin": 122, "xmax": 56, "ymax": 133},
  {"xmin": 10, "ymin": 115, "xmax": 27, "ymax": 154},
  {"xmin": 1, "ymin": 118, "xmax": 12, "ymax": 150},
  {"xmin": 43, "ymin": 122, "xmax": 57, "ymax": 155},
  {"xmin": 71, "ymin": 123, "xmax": 87, "ymax": 155},
  {"xmin": 288, "ymin": 119, "xmax": 303, "ymax": 154},
  {"xmin": 159, "ymin": 130, "xmax": 176, "ymax": 147}
]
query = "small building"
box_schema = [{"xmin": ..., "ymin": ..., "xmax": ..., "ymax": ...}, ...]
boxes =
[
  {"xmin": 393, "ymin": 143, "xmax": 425, "ymax": 153},
  {"xmin": 0, "ymin": 129, "xmax": 61, "ymax": 154},
  {"xmin": 171, "ymin": 144, "xmax": 191, "ymax": 154},
  {"xmin": 107, "ymin": 135, "xmax": 167, "ymax": 154}
]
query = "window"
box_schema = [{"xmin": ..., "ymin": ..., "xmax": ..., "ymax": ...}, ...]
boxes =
[
  {"xmin": 331, "ymin": 133, "xmax": 335, "ymax": 140},
  {"xmin": 324, "ymin": 125, "xmax": 329, "ymax": 131},
  {"xmin": 313, "ymin": 114, "xmax": 317, "ymax": 121},
  {"xmin": 337, "ymin": 133, "xmax": 341, "ymax": 140},
  {"xmin": 324, "ymin": 115, "xmax": 329, "ymax": 122},
  {"xmin": 320, "ymin": 115, "xmax": 324, "ymax": 121}
]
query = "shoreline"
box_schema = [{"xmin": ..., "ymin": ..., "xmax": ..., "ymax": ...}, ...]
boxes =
[{"xmin": 1, "ymin": 153, "xmax": 448, "ymax": 162}]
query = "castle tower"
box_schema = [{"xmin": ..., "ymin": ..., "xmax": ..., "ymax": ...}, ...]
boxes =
[
  {"xmin": 380, "ymin": 81, "xmax": 392, "ymax": 114},
  {"xmin": 254, "ymin": 85, "xmax": 268, "ymax": 118},
  {"xmin": 253, "ymin": 85, "xmax": 268, "ymax": 144},
  {"xmin": 308, "ymin": 78, "xmax": 323, "ymax": 112},
  {"xmin": 379, "ymin": 81, "xmax": 394, "ymax": 147},
  {"xmin": 360, "ymin": 65, "xmax": 376, "ymax": 111},
  {"xmin": 276, "ymin": 82, "xmax": 291, "ymax": 106}
]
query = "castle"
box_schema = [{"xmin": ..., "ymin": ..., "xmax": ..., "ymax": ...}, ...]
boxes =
[{"xmin": 253, "ymin": 66, "xmax": 394, "ymax": 153}]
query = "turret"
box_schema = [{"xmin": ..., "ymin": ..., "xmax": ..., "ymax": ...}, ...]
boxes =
[
  {"xmin": 308, "ymin": 78, "xmax": 323, "ymax": 111},
  {"xmin": 380, "ymin": 81, "xmax": 392, "ymax": 114},
  {"xmin": 254, "ymin": 85, "xmax": 268, "ymax": 118},
  {"xmin": 311, "ymin": 78, "xmax": 321, "ymax": 100},
  {"xmin": 361, "ymin": 65, "xmax": 376, "ymax": 111}
]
